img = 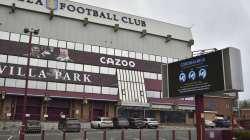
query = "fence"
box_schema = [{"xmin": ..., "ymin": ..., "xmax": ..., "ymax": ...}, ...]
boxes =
[{"xmin": 23, "ymin": 129, "xmax": 196, "ymax": 140}]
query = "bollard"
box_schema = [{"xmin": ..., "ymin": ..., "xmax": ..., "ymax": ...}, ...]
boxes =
[
  {"xmin": 188, "ymin": 130, "xmax": 191, "ymax": 140},
  {"xmin": 156, "ymin": 129, "xmax": 160, "ymax": 140},
  {"xmin": 121, "ymin": 129, "xmax": 125, "ymax": 140},
  {"xmin": 103, "ymin": 129, "xmax": 106, "ymax": 140},
  {"xmin": 139, "ymin": 129, "xmax": 142, "ymax": 140},
  {"xmin": 63, "ymin": 130, "xmax": 66, "ymax": 140},
  {"xmin": 41, "ymin": 130, "xmax": 45, "ymax": 140},
  {"xmin": 83, "ymin": 130, "xmax": 87, "ymax": 140},
  {"xmin": 19, "ymin": 126, "xmax": 25, "ymax": 140},
  {"xmin": 172, "ymin": 130, "xmax": 175, "ymax": 140}
]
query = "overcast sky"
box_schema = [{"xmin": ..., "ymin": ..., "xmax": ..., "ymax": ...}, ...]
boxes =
[{"xmin": 72, "ymin": 0, "xmax": 250, "ymax": 100}]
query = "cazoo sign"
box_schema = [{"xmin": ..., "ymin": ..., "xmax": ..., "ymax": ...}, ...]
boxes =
[{"xmin": 100, "ymin": 57, "xmax": 136, "ymax": 68}]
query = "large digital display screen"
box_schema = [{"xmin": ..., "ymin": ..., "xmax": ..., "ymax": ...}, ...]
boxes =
[{"xmin": 168, "ymin": 51, "xmax": 225, "ymax": 97}]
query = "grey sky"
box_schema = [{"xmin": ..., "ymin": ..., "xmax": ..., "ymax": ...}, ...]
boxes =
[{"xmin": 72, "ymin": 0, "xmax": 250, "ymax": 100}]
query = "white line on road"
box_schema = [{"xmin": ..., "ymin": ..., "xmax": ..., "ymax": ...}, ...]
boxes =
[{"xmin": 7, "ymin": 136, "xmax": 13, "ymax": 140}]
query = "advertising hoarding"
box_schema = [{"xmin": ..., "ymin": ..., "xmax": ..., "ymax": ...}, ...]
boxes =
[{"xmin": 168, "ymin": 51, "xmax": 224, "ymax": 97}]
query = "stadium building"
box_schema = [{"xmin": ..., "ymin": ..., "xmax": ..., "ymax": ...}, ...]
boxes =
[{"xmin": 0, "ymin": 0, "xmax": 195, "ymax": 124}]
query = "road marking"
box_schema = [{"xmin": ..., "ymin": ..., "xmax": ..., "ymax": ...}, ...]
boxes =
[{"xmin": 7, "ymin": 136, "xmax": 14, "ymax": 140}]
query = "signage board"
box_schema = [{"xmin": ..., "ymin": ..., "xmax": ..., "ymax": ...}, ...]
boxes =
[
  {"xmin": 168, "ymin": 51, "xmax": 224, "ymax": 97},
  {"xmin": 162, "ymin": 47, "xmax": 244, "ymax": 98}
]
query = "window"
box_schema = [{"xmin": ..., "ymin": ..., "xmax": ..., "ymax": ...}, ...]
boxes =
[
  {"xmin": 108, "ymin": 68, "xmax": 116, "ymax": 75},
  {"xmin": 66, "ymin": 84, "xmax": 75, "ymax": 92},
  {"xmin": 136, "ymin": 52, "xmax": 142, "ymax": 59},
  {"xmin": 56, "ymin": 61, "xmax": 66, "ymax": 69},
  {"xmin": 107, "ymin": 48, "xmax": 114, "ymax": 55},
  {"xmin": 32, "ymin": 36, "xmax": 39, "ymax": 44},
  {"xmin": 66, "ymin": 63, "xmax": 75, "ymax": 71},
  {"xmin": 156, "ymin": 56, "xmax": 162, "ymax": 62},
  {"xmin": 0, "ymin": 78, "xmax": 5, "ymax": 86},
  {"xmin": 173, "ymin": 58, "xmax": 179, "ymax": 62},
  {"xmin": 36, "ymin": 81, "xmax": 47, "ymax": 89},
  {"xmin": 37, "ymin": 59, "xmax": 47, "ymax": 67},
  {"xmin": 15, "ymin": 79, "xmax": 25, "ymax": 88},
  {"xmin": 20, "ymin": 34, "xmax": 29, "ymax": 43},
  {"xmin": 102, "ymin": 87, "xmax": 109, "ymax": 94},
  {"xmin": 162, "ymin": 57, "xmax": 168, "ymax": 63},
  {"xmin": 150, "ymin": 73, "xmax": 157, "ymax": 80},
  {"xmin": 92, "ymin": 45, "xmax": 99, "ymax": 53},
  {"xmin": 168, "ymin": 58, "xmax": 173, "ymax": 63},
  {"xmin": 40, "ymin": 37, "xmax": 49, "ymax": 46},
  {"xmin": 110, "ymin": 87, "xmax": 118, "ymax": 95},
  {"xmin": 115, "ymin": 49, "xmax": 122, "ymax": 56},
  {"xmin": 0, "ymin": 31, "xmax": 9, "ymax": 40},
  {"xmin": 48, "ymin": 60, "xmax": 57, "ymax": 68},
  {"xmin": 92, "ymin": 66, "xmax": 99, "ymax": 73},
  {"xmin": 49, "ymin": 39, "xmax": 58, "ymax": 47},
  {"xmin": 67, "ymin": 42, "xmax": 75, "ymax": 50},
  {"xmin": 28, "ymin": 80, "xmax": 37, "ymax": 89},
  {"xmin": 85, "ymin": 85, "xmax": 101, "ymax": 93},
  {"xmin": 17, "ymin": 57, "xmax": 27, "ymax": 65},
  {"xmin": 149, "ymin": 55, "xmax": 156, "ymax": 61},
  {"xmin": 84, "ymin": 65, "xmax": 91, "ymax": 72},
  {"xmin": 122, "ymin": 50, "xmax": 128, "ymax": 57},
  {"xmin": 10, "ymin": 33, "xmax": 20, "ymax": 42},
  {"xmin": 58, "ymin": 41, "xmax": 66, "ymax": 48},
  {"xmin": 57, "ymin": 83, "xmax": 65, "ymax": 91},
  {"xmin": 102, "ymin": 87, "xmax": 118, "ymax": 95},
  {"xmin": 7, "ymin": 55, "xmax": 18, "ymax": 64},
  {"xmin": 0, "ymin": 54, "xmax": 7, "ymax": 63},
  {"xmin": 75, "ymin": 84, "xmax": 84, "ymax": 92},
  {"xmin": 158, "ymin": 74, "xmax": 162, "ymax": 80},
  {"xmin": 100, "ymin": 67, "xmax": 108, "ymax": 74},
  {"xmin": 85, "ymin": 85, "xmax": 92, "ymax": 93},
  {"xmin": 92, "ymin": 86, "xmax": 101, "ymax": 94},
  {"xmin": 47, "ymin": 82, "xmax": 57, "ymax": 90},
  {"xmin": 84, "ymin": 44, "xmax": 91, "ymax": 52},
  {"xmin": 143, "ymin": 54, "xmax": 149, "ymax": 61},
  {"xmin": 100, "ymin": 47, "xmax": 107, "ymax": 54},
  {"xmin": 30, "ymin": 58, "xmax": 38, "ymax": 66},
  {"xmin": 74, "ymin": 64, "xmax": 83, "ymax": 71},
  {"xmin": 75, "ymin": 43, "xmax": 84, "ymax": 51},
  {"xmin": 5, "ymin": 78, "xmax": 16, "ymax": 87},
  {"xmin": 129, "ymin": 52, "xmax": 136, "ymax": 58},
  {"xmin": 146, "ymin": 91, "xmax": 161, "ymax": 98}
]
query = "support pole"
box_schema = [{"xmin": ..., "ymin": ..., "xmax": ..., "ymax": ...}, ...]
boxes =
[{"xmin": 195, "ymin": 95, "xmax": 205, "ymax": 140}]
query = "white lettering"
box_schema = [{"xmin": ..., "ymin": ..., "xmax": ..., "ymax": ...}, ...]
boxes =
[
  {"xmin": 17, "ymin": 67, "xmax": 25, "ymax": 77},
  {"xmin": 129, "ymin": 61, "xmax": 136, "ymax": 68},
  {"xmin": 121, "ymin": 60, "xmax": 128, "ymax": 66},
  {"xmin": 9, "ymin": 66, "xmax": 14, "ymax": 75},
  {"xmin": 0, "ymin": 65, "xmax": 7, "ymax": 74},
  {"xmin": 38, "ymin": 70, "xmax": 46, "ymax": 79},
  {"xmin": 115, "ymin": 58, "xmax": 121, "ymax": 66},
  {"xmin": 29, "ymin": 68, "xmax": 36, "ymax": 78},
  {"xmin": 73, "ymin": 73, "xmax": 81, "ymax": 82},
  {"xmin": 55, "ymin": 70, "xmax": 62, "ymax": 79},
  {"xmin": 100, "ymin": 57, "xmax": 106, "ymax": 64},
  {"xmin": 106, "ymin": 58, "xmax": 114, "ymax": 65},
  {"xmin": 63, "ymin": 72, "xmax": 71, "ymax": 81},
  {"xmin": 83, "ymin": 74, "xmax": 92, "ymax": 82},
  {"xmin": 100, "ymin": 57, "xmax": 136, "ymax": 68}
]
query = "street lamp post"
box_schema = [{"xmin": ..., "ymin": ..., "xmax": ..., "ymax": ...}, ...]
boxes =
[{"xmin": 19, "ymin": 28, "xmax": 39, "ymax": 140}]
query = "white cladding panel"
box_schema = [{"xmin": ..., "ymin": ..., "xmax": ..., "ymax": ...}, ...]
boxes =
[{"xmin": 0, "ymin": 0, "xmax": 192, "ymax": 41}]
